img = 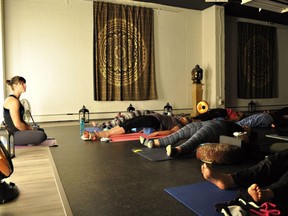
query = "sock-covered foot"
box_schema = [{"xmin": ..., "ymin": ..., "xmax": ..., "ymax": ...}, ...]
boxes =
[
  {"xmin": 166, "ymin": 145, "xmax": 178, "ymax": 157},
  {"xmin": 147, "ymin": 140, "xmax": 155, "ymax": 148},
  {"xmin": 139, "ymin": 136, "xmax": 146, "ymax": 145},
  {"xmin": 140, "ymin": 136, "xmax": 155, "ymax": 148}
]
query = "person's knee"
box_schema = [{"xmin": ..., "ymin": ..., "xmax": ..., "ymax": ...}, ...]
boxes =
[{"xmin": 34, "ymin": 131, "xmax": 47, "ymax": 142}]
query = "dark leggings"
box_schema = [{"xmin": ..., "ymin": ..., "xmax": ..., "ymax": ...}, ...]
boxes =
[
  {"xmin": 119, "ymin": 115, "xmax": 160, "ymax": 132},
  {"xmin": 232, "ymin": 149, "xmax": 288, "ymax": 203},
  {"xmin": 158, "ymin": 121, "xmax": 228, "ymax": 153},
  {"xmin": 14, "ymin": 130, "xmax": 47, "ymax": 145}
]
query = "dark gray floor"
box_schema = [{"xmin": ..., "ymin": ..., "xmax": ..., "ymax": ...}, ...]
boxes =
[{"xmin": 45, "ymin": 125, "xmax": 257, "ymax": 216}]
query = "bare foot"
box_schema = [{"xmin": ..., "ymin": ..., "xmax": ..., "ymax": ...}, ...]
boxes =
[
  {"xmin": 175, "ymin": 146, "xmax": 182, "ymax": 153},
  {"xmin": 201, "ymin": 163, "xmax": 235, "ymax": 190},
  {"xmin": 90, "ymin": 135, "xmax": 97, "ymax": 141},
  {"xmin": 152, "ymin": 139, "xmax": 160, "ymax": 147},
  {"xmin": 95, "ymin": 130, "xmax": 109, "ymax": 138},
  {"xmin": 248, "ymin": 183, "xmax": 274, "ymax": 203}
]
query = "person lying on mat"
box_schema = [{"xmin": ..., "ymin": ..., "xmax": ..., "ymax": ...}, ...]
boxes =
[
  {"xmin": 201, "ymin": 149, "xmax": 288, "ymax": 214},
  {"xmin": 3, "ymin": 76, "xmax": 47, "ymax": 145},
  {"xmin": 82, "ymin": 113, "xmax": 191, "ymax": 140},
  {"xmin": 91, "ymin": 110, "xmax": 155, "ymax": 130},
  {"xmin": 140, "ymin": 120, "xmax": 250, "ymax": 156},
  {"xmin": 192, "ymin": 108, "xmax": 243, "ymax": 122},
  {"xmin": 236, "ymin": 108, "xmax": 288, "ymax": 128}
]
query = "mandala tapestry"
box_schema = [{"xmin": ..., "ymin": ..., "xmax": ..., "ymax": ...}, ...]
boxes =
[
  {"xmin": 238, "ymin": 22, "xmax": 277, "ymax": 99},
  {"xmin": 93, "ymin": 2, "xmax": 157, "ymax": 101}
]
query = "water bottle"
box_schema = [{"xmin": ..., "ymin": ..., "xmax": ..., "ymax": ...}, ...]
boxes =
[{"xmin": 80, "ymin": 117, "xmax": 85, "ymax": 135}]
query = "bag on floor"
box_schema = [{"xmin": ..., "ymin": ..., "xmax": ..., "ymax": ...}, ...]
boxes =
[
  {"xmin": 215, "ymin": 190, "xmax": 281, "ymax": 216},
  {"xmin": 215, "ymin": 197, "xmax": 256, "ymax": 216}
]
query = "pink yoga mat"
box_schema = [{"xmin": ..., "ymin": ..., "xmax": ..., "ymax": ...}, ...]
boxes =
[{"xmin": 109, "ymin": 132, "xmax": 165, "ymax": 142}]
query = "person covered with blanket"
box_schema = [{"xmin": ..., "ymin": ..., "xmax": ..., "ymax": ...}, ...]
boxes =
[
  {"xmin": 140, "ymin": 119, "xmax": 250, "ymax": 156},
  {"xmin": 201, "ymin": 149, "xmax": 288, "ymax": 215},
  {"xmin": 82, "ymin": 113, "xmax": 191, "ymax": 141},
  {"xmin": 91, "ymin": 110, "xmax": 155, "ymax": 130},
  {"xmin": 236, "ymin": 108, "xmax": 288, "ymax": 128}
]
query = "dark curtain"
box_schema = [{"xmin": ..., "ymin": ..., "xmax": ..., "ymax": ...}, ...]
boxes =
[
  {"xmin": 237, "ymin": 22, "xmax": 277, "ymax": 99},
  {"xmin": 93, "ymin": 2, "xmax": 157, "ymax": 101}
]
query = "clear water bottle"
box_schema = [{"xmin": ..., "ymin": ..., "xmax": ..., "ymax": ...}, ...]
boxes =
[{"xmin": 80, "ymin": 117, "xmax": 85, "ymax": 135}]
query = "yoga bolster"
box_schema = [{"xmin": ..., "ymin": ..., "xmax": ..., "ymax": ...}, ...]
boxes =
[{"xmin": 196, "ymin": 143, "xmax": 241, "ymax": 164}]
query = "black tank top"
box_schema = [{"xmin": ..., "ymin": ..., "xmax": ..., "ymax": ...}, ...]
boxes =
[{"xmin": 3, "ymin": 95, "xmax": 25, "ymax": 132}]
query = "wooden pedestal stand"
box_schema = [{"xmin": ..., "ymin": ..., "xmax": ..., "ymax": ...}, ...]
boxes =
[{"xmin": 191, "ymin": 84, "xmax": 203, "ymax": 117}]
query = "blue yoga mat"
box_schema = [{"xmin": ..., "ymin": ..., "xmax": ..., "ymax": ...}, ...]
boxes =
[
  {"xmin": 165, "ymin": 181, "xmax": 237, "ymax": 216},
  {"xmin": 84, "ymin": 127, "xmax": 102, "ymax": 133}
]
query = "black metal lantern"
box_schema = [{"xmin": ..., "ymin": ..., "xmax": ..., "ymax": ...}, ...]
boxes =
[
  {"xmin": 163, "ymin": 102, "xmax": 173, "ymax": 116},
  {"xmin": 127, "ymin": 104, "xmax": 135, "ymax": 112},
  {"xmin": 79, "ymin": 105, "xmax": 89, "ymax": 123},
  {"xmin": 248, "ymin": 100, "xmax": 256, "ymax": 113}
]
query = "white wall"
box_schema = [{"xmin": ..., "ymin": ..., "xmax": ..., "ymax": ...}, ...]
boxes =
[
  {"xmin": 202, "ymin": 6, "xmax": 225, "ymax": 108},
  {"xmin": 2, "ymin": 0, "xmax": 222, "ymax": 122},
  {"xmin": 0, "ymin": 0, "xmax": 4, "ymax": 124},
  {"xmin": 154, "ymin": 8, "xmax": 203, "ymax": 112}
]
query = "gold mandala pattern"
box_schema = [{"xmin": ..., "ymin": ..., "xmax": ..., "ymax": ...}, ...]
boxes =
[
  {"xmin": 243, "ymin": 36, "xmax": 273, "ymax": 88},
  {"xmin": 98, "ymin": 18, "xmax": 148, "ymax": 87}
]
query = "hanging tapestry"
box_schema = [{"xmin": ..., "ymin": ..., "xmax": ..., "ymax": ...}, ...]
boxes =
[
  {"xmin": 237, "ymin": 22, "xmax": 277, "ymax": 99},
  {"xmin": 93, "ymin": 2, "xmax": 157, "ymax": 101}
]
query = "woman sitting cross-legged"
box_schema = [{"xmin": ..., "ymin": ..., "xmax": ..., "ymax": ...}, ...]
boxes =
[
  {"xmin": 3, "ymin": 76, "xmax": 47, "ymax": 145},
  {"xmin": 140, "ymin": 120, "xmax": 250, "ymax": 157},
  {"xmin": 82, "ymin": 113, "xmax": 191, "ymax": 140},
  {"xmin": 201, "ymin": 149, "xmax": 288, "ymax": 214}
]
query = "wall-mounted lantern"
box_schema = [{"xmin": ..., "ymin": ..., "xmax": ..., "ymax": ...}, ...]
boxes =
[
  {"xmin": 79, "ymin": 105, "xmax": 90, "ymax": 123},
  {"xmin": 248, "ymin": 100, "xmax": 256, "ymax": 113},
  {"xmin": 163, "ymin": 102, "xmax": 173, "ymax": 116},
  {"xmin": 127, "ymin": 104, "xmax": 135, "ymax": 112}
]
